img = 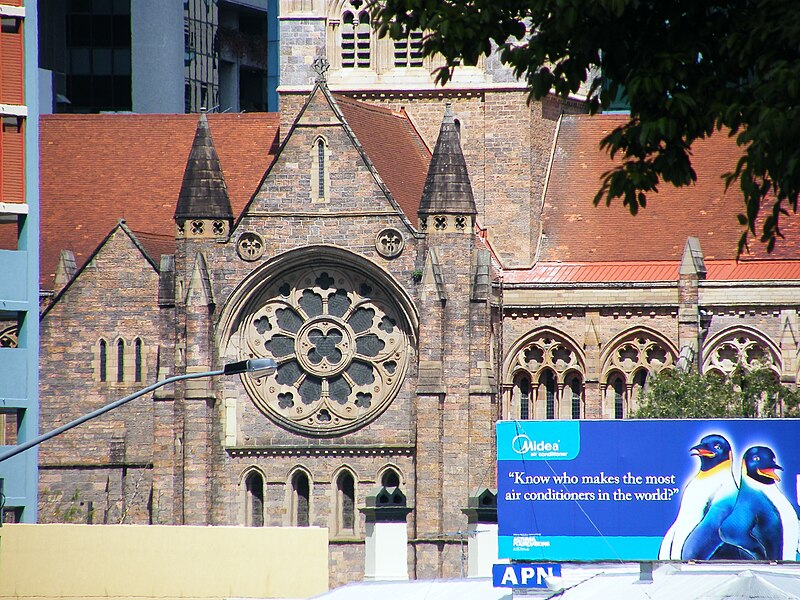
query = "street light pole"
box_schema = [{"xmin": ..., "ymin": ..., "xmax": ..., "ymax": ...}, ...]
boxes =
[{"xmin": 0, "ymin": 358, "xmax": 277, "ymax": 463}]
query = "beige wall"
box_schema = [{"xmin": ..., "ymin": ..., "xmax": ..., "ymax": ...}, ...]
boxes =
[{"xmin": 0, "ymin": 524, "xmax": 328, "ymax": 600}]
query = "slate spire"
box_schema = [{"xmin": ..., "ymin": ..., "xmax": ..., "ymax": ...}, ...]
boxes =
[
  {"xmin": 418, "ymin": 102, "xmax": 477, "ymax": 217},
  {"xmin": 174, "ymin": 112, "xmax": 233, "ymax": 221}
]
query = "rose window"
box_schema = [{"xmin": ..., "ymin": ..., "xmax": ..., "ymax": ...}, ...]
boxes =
[{"xmin": 236, "ymin": 266, "xmax": 410, "ymax": 435}]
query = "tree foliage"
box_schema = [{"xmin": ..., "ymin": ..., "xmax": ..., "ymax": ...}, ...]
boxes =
[
  {"xmin": 633, "ymin": 367, "xmax": 800, "ymax": 419},
  {"xmin": 371, "ymin": 0, "xmax": 800, "ymax": 253}
]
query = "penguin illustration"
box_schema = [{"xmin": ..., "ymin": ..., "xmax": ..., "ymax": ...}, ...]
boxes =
[
  {"xmin": 720, "ymin": 446, "xmax": 799, "ymax": 561},
  {"xmin": 659, "ymin": 434, "xmax": 738, "ymax": 560}
]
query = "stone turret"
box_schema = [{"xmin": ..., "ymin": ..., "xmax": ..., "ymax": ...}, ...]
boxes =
[
  {"xmin": 174, "ymin": 112, "xmax": 233, "ymax": 240},
  {"xmin": 414, "ymin": 102, "xmax": 495, "ymax": 578},
  {"xmin": 418, "ymin": 102, "xmax": 477, "ymax": 234}
]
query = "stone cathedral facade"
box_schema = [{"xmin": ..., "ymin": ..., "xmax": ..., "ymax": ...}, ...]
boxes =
[{"xmin": 30, "ymin": 0, "xmax": 800, "ymax": 588}]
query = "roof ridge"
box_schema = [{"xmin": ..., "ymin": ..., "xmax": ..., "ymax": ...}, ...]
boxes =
[{"xmin": 332, "ymin": 93, "xmax": 405, "ymax": 118}]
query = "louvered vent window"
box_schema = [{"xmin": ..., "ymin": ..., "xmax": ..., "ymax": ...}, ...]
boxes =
[
  {"xmin": 394, "ymin": 31, "xmax": 423, "ymax": 67},
  {"xmin": 341, "ymin": 9, "xmax": 370, "ymax": 68}
]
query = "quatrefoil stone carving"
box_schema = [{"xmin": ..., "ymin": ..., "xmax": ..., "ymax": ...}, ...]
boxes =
[
  {"xmin": 236, "ymin": 232, "xmax": 266, "ymax": 261},
  {"xmin": 375, "ymin": 228, "xmax": 405, "ymax": 259}
]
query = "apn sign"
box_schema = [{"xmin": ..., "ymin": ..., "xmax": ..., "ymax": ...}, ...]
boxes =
[{"xmin": 492, "ymin": 563, "xmax": 561, "ymax": 588}]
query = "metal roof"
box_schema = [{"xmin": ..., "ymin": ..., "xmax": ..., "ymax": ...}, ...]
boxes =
[{"xmin": 501, "ymin": 260, "xmax": 800, "ymax": 285}]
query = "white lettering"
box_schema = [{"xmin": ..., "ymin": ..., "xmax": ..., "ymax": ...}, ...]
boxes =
[
  {"xmin": 500, "ymin": 566, "xmax": 518, "ymax": 586},
  {"xmin": 512, "ymin": 536, "xmax": 551, "ymax": 548},
  {"xmin": 511, "ymin": 434, "xmax": 561, "ymax": 455},
  {"xmin": 520, "ymin": 567, "xmax": 535, "ymax": 584},
  {"xmin": 536, "ymin": 566, "xmax": 554, "ymax": 584}
]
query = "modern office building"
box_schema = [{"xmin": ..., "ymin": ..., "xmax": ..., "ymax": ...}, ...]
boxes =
[
  {"xmin": 37, "ymin": 0, "xmax": 276, "ymax": 114},
  {"xmin": 0, "ymin": 0, "xmax": 39, "ymax": 524}
]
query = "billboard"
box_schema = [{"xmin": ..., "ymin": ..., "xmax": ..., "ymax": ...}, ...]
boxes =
[{"xmin": 497, "ymin": 419, "xmax": 800, "ymax": 561}]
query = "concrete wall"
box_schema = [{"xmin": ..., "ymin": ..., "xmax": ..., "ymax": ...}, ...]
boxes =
[{"xmin": 0, "ymin": 523, "xmax": 328, "ymax": 600}]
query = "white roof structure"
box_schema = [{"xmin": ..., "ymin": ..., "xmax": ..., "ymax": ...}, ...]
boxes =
[
  {"xmin": 545, "ymin": 563, "xmax": 800, "ymax": 600},
  {"xmin": 309, "ymin": 578, "xmax": 511, "ymax": 600},
  {"xmin": 309, "ymin": 564, "xmax": 800, "ymax": 600}
]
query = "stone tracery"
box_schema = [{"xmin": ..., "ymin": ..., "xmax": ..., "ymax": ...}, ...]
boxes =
[
  {"xmin": 234, "ymin": 265, "xmax": 410, "ymax": 436},
  {"xmin": 603, "ymin": 333, "xmax": 674, "ymax": 383},
  {"xmin": 702, "ymin": 329, "xmax": 780, "ymax": 376},
  {"xmin": 600, "ymin": 329, "xmax": 676, "ymax": 418},
  {"xmin": 508, "ymin": 330, "xmax": 585, "ymax": 419},
  {"xmin": 510, "ymin": 331, "xmax": 583, "ymax": 382}
]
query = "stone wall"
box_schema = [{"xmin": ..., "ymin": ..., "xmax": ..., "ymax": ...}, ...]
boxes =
[{"xmin": 38, "ymin": 226, "xmax": 161, "ymax": 523}]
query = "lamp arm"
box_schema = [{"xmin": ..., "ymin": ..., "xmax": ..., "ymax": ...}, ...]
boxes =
[{"xmin": 0, "ymin": 369, "xmax": 224, "ymax": 464}]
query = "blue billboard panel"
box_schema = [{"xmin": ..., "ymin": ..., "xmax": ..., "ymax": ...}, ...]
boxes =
[
  {"xmin": 497, "ymin": 419, "xmax": 800, "ymax": 561},
  {"xmin": 492, "ymin": 563, "xmax": 561, "ymax": 588}
]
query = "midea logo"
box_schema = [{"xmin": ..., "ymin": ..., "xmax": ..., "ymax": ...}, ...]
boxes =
[{"xmin": 511, "ymin": 434, "xmax": 560, "ymax": 454}]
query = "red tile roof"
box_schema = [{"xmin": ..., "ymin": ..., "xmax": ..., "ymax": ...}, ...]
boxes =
[
  {"xmin": 38, "ymin": 113, "xmax": 280, "ymax": 289},
  {"xmin": 539, "ymin": 114, "xmax": 800, "ymax": 262},
  {"xmin": 502, "ymin": 260, "xmax": 800, "ymax": 284},
  {"xmin": 336, "ymin": 94, "xmax": 431, "ymax": 218}
]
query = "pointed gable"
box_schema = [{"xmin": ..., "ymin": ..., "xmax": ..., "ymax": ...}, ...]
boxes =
[
  {"xmin": 419, "ymin": 102, "xmax": 476, "ymax": 216},
  {"xmin": 174, "ymin": 113, "xmax": 233, "ymax": 221},
  {"xmin": 240, "ymin": 83, "xmax": 429, "ymax": 226},
  {"xmin": 42, "ymin": 221, "xmax": 159, "ymax": 317}
]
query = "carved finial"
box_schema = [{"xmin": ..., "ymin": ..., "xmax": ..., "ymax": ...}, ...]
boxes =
[{"xmin": 313, "ymin": 57, "xmax": 330, "ymax": 84}]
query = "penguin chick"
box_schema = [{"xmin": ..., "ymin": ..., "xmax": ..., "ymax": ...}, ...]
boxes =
[
  {"xmin": 720, "ymin": 446, "xmax": 799, "ymax": 560},
  {"xmin": 659, "ymin": 434, "xmax": 737, "ymax": 560}
]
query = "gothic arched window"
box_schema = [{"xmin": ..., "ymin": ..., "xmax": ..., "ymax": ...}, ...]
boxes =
[
  {"xmin": 99, "ymin": 339, "xmax": 108, "ymax": 382},
  {"xmin": 341, "ymin": 7, "xmax": 370, "ymax": 68},
  {"xmin": 393, "ymin": 30, "xmax": 423, "ymax": 67},
  {"xmin": 134, "ymin": 338, "xmax": 143, "ymax": 382},
  {"xmin": 292, "ymin": 470, "xmax": 310, "ymax": 527},
  {"xmin": 245, "ymin": 471, "xmax": 264, "ymax": 527},
  {"xmin": 632, "ymin": 368, "xmax": 648, "ymax": 407},
  {"xmin": 336, "ymin": 470, "xmax": 355, "ymax": 533},
  {"xmin": 381, "ymin": 467, "xmax": 400, "ymax": 488},
  {"xmin": 508, "ymin": 329, "xmax": 585, "ymax": 420},
  {"xmin": 117, "ymin": 339, "xmax": 125, "ymax": 383},
  {"xmin": 702, "ymin": 328, "xmax": 781, "ymax": 377},
  {"xmin": 600, "ymin": 328, "xmax": 677, "ymax": 418},
  {"xmin": 612, "ymin": 375, "xmax": 626, "ymax": 419},
  {"xmin": 516, "ymin": 376, "xmax": 531, "ymax": 420},
  {"xmin": 568, "ymin": 374, "xmax": 583, "ymax": 419},
  {"xmin": 540, "ymin": 369, "xmax": 557, "ymax": 419},
  {"xmin": 311, "ymin": 136, "xmax": 329, "ymax": 202}
]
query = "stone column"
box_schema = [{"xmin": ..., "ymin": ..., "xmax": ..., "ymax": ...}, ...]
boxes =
[{"xmin": 678, "ymin": 237, "xmax": 706, "ymax": 370}]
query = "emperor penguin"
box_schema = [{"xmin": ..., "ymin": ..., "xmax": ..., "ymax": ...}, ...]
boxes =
[
  {"xmin": 659, "ymin": 434, "xmax": 738, "ymax": 560},
  {"xmin": 720, "ymin": 446, "xmax": 800, "ymax": 561}
]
